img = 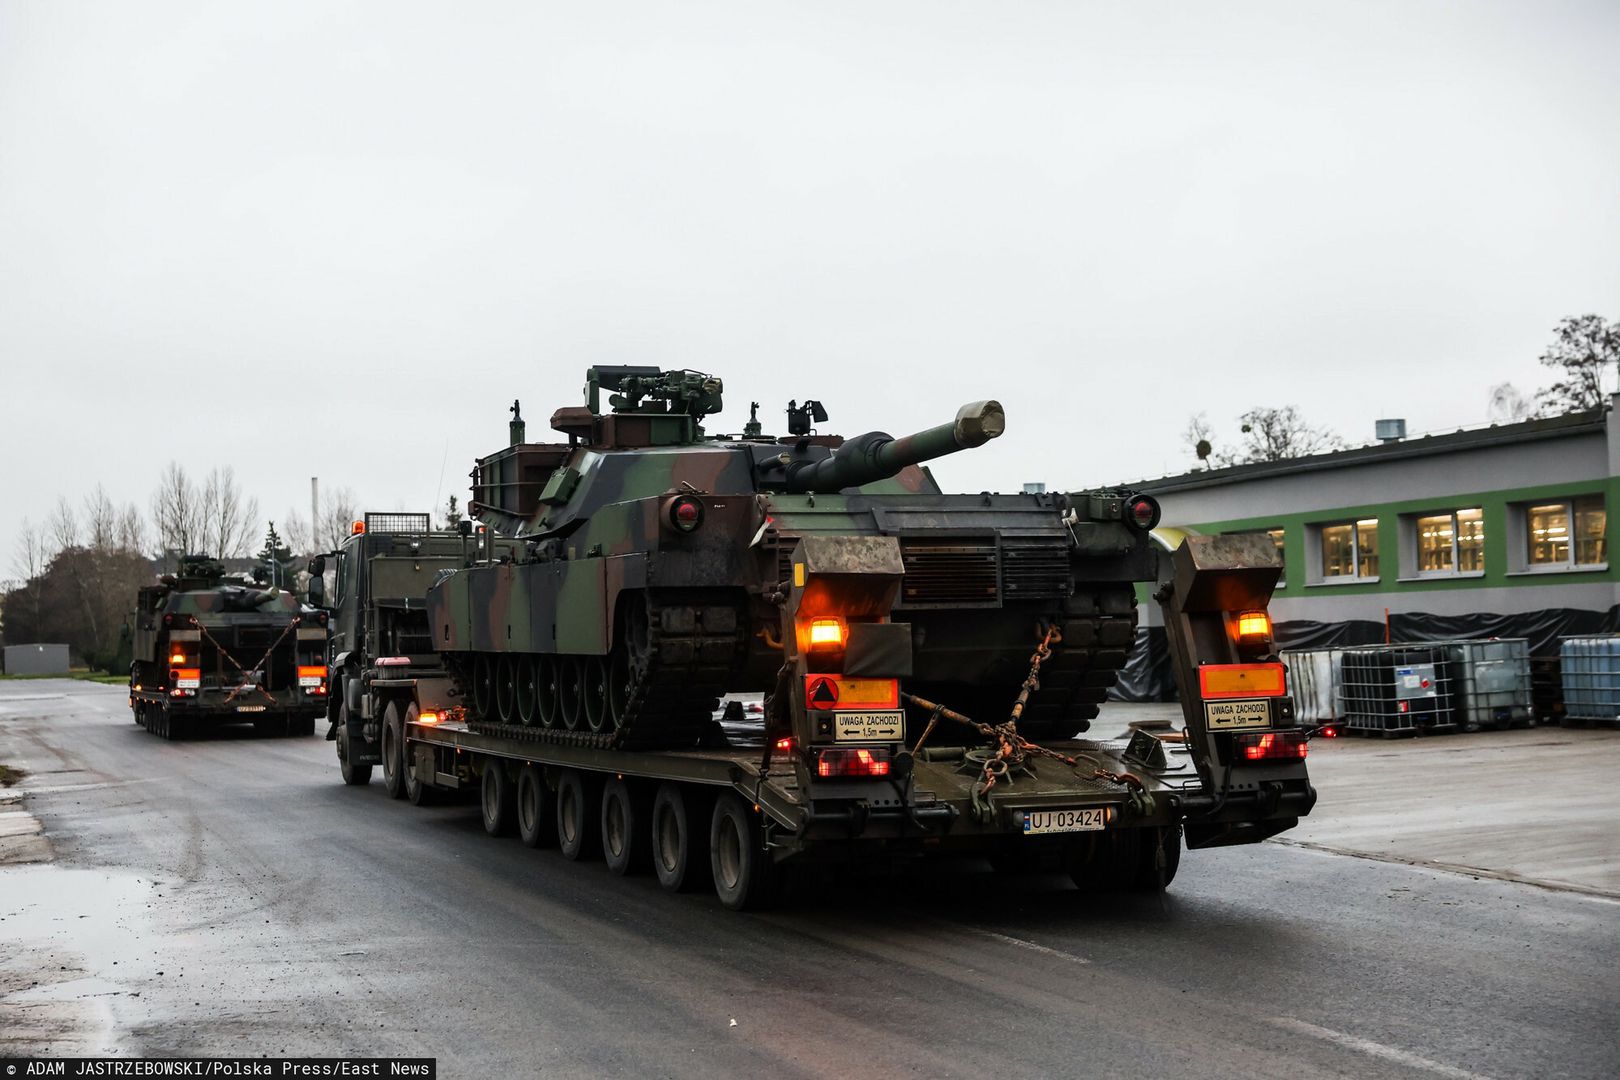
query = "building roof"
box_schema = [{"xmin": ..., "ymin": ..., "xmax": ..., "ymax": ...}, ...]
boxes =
[{"xmin": 1136, "ymin": 408, "xmax": 1605, "ymax": 495}]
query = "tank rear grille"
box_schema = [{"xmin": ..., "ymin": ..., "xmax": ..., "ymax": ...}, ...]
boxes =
[
  {"xmin": 1001, "ymin": 537, "xmax": 1071, "ymax": 600},
  {"xmin": 898, "ymin": 538, "xmax": 999, "ymax": 607}
]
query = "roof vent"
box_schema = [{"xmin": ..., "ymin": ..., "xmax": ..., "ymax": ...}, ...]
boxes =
[
  {"xmin": 1375, "ymin": 418, "xmax": 1406, "ymax": 443},
  {"xmin": 1022, "ymin": 482, "xmax": 1046, "ymax": 495}
]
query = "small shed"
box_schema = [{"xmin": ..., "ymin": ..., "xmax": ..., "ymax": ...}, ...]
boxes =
[{"xmin": 3, "ymin": 643, "xmax": 72, "ymax": 676}]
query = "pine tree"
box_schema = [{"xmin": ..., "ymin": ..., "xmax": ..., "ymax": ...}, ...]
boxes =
[
  {"xmin": 440, "ymin": 494, "xmax": 462, "ymax": 531},
  {"xmin": 256, "ymin": 522, "xmax": 297, "ymax": 589}
]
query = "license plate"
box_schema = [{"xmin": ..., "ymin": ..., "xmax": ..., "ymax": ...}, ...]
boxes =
[
  {"xmin": 1204, "ymin": 698, "xmax": 1271, "ymax": 730},
  {"xmin": 1024, "ymin": 807, "xmax": 1108, "ymax": 835},
  {"xmin": 236, "ymin": 705, "xmax": 266, "ymax": 713},
  {"xmin": 176, "ymin": 677, "xmax": 200, "ymax": 689},
  {"xmin": 833, "ymin": 710, "xmax": 904, "ymax": 742},
  {"xmin": 298, "ymin": 676, "xmax": 322, "ymax": 687}
]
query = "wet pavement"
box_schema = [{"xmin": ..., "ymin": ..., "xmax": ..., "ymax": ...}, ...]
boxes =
[{"xmin": 2, "ymin": 679, "xmax": 1618, "ymax": 1078}]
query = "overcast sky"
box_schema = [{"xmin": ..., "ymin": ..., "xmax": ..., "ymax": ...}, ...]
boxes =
[{"xmin": 2, "ymin": 1, "xmax": 1617, "ymax": 566}]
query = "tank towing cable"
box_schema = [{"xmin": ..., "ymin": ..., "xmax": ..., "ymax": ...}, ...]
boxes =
[
  {"xmin": 187, "ymin": 614, "xmax": 302, "ymax": 707},
  {"xmin": 903, "ymin": 622, "xmax": 1151, "ymax": 823}
]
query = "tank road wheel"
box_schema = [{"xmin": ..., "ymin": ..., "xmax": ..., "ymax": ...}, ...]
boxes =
[
  {"xmin": 381, "ymin": 702, "xmax": 407, "ymax": 799},
  {"xmin": 515, "ymin": 656, "xmax": 539, "ymax": 727},
  {"xmin": 534, "ymin": 656, "xmax": 559, "ymax": 729},
  {"xmin": 481, "ymin": 762, "xmax": 516, "ymax": 837},
  {"xmin": 557, "ymin": 658, "xmax": 585, "ymax": 732},
  {"xmin": 608, "ymin": 599, "xmax": 650, "ymax": 731},
  {"xmin": 651, "ymin": 783, "xmax": 710, "ymax": 893},
  {"xmin": 710, "ymin": 792, "xmax": 778, "ymax": 911},
  {"xmin": 471, "ymin": 654, "xmax": 495, "ymax": 721},
  {"xmin": 516, "ymin": 764, "xmax": 554, "ymax": 848},
  {"xmin": 338, "ymin": 704, "xmax": 372, "ymax": 786},
  {"xmin": 495, "ymin": 654, "xmax": 519, "ymax": 725},
  {"xmin": 601, "ymin": 777, "xmax": 650, "ymax": 876},
  {"xmin": 583, "ymin": 656, "xmax": 610, "ymax": 734},
  {"xmin": 555, "ymin": 769, "xmax": 602, "ymax": 861}
]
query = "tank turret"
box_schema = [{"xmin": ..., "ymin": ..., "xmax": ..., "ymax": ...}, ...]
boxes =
[{"xmin": 782, "ymin": 400, "xmax": 1004, "ymax": 493}]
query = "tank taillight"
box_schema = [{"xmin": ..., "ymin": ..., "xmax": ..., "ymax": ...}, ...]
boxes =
[
  {"xmin": 669, "ymin": 496, "xmax": 704, "ymax": 533},
  {"xmin": 1127, "ymin": 495, "xmax": 1161, "ymax": 530}
]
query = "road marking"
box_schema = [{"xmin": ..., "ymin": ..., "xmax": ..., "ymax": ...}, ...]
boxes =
[
  {"xmin": 1272, "ymin": 1017, "xmax": 1493, "ymax": 1080},
  {"xmin": 957, "ymin": 926, "xmax": 1090, "ymax": 964}
]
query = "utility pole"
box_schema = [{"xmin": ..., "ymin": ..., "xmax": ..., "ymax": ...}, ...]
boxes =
[{"xmin": 311, "ymin": 477, "xmax": 319, "ymax": 553}]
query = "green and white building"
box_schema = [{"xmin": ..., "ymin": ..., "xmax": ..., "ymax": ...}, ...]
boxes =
[{"xmin": 1117, "ymin": 404, "xmax": 1617, "ymax": 698}]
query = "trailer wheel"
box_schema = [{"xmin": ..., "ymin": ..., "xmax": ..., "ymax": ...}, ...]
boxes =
[
  {"xmin": 709, "ymin": 792, "xmax": 777, "ymax": 911},
  {"xmin": 651, "ymin": 783, "xmax": 710, "ymax": 893},
  {"xmin": 382, "ymin": 702, "xmax": 407, "ymax": 800},
  {"xmin": 1129, "ymin": 826, "xmax": 1181, "ymax": 892},
  {"xmin": 555, "ymin": 769, "xmax": 601, "ymax": 860},
  {"xmin": 601, "ymin": 777, "xmax": 650, "ymax": 876},
  {"xmin": 338, "ymin": 704, "xmax": 372, "ymax": 786},
  {"xmin": 405, "ymin": 744, "xmax": 433, "ymax": 806},
  {"xmin": 1066, "ymin": 829, "xmax": 1141, "ymax": 893},
  {"xmin": 481, "ymin": 762, "xmax": 516, "ymax": 837},
  {"xmin": 516, "ymin": 765, "xmax": 554, "ymax": 848}
]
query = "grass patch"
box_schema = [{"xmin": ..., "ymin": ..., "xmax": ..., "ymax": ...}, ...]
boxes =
[
  {"xmin": 0, "ymin": 670, "xmax": 125, "ymax": 684},
  {"xmin": 0, "ymin": 764, "xmax": 25, "ymax": 787}
]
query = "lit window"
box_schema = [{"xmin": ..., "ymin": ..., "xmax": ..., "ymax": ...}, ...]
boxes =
[
  {"xmin": 1528, "ymin": 496, "xmax": 1606, "ymax": 568},
  {"xmin": 1416, "ymin": 508, "xmax": 1484, "ymax": 575},
  {"xmin": 1267, "ymin": 528, "xmax": 1286, "ymax": 585},
  {"xmin": 1320, "ymin": 518, "xmax": 1379, "ymax": 580}
]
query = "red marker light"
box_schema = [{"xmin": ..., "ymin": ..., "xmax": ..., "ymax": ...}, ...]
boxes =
[
  {"xmin": 670, "ymin": 496, "xmax": 704, "ymax": 533},
  {"xmin": 774, "ymin": 736, "xmax": 794, "ymax": 753}
]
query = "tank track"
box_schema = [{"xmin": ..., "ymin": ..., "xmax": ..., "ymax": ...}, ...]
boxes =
[
  {"xmin": 465, "ymin": 598, "xmax": 743, "ymax": 751},
  {"xmin": 1019, "ymin": 585, "xmax": 1140, "ymax": 737},
  {"xmin": 915, "ymin": 584, "xmax": 1138, "ymax": 741}
]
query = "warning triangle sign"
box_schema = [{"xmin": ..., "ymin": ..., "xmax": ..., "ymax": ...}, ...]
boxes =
[{"xmin": 808, "ymin": 677, "xmax": 839, "ymax": 707}]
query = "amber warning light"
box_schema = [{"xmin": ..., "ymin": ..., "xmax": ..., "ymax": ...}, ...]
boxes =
[
  {"xmin": 351, "ymin": 520, "xmax": 366, "ymax": 535},
  {"xmin": 806, "ymin": 617, "xmax": 846, "ymax": 651},
  {"xmin": 1237, "ymin": 610, "xmax": 1271, "ymax": 639}
]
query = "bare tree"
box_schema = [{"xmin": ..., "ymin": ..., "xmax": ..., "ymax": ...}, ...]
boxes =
[
  {"xmin": 1487, "ymin": 382, "xmax": 1535, "ymax": 424},
  {"xmin": 1536, "ymin": 314, "xmax": 1620, "ymax": 414},
  {"xmin": 200, "ymin": 466, "xmax": 260, "ymax": 559},
  {"xmin": 316, "ymin": 487, "xmax": 360, "ymax": 551},
  {"xmin": 48, "ymin": 496, "xmax": 79, "ymax": 552},
  {"xmin": 280, "ymin": 509, "xmax": 312, "ymax": 558},
  {"xmin": 1226, "ymin": 406, "xmax": 1343, "ymax": 464},
  {"xmin": 6, "ymin": 519, "xmax": 50, "ymax": 636},
  {"xmin": 150, "ymin": 461, "xmax": 202, "ymax": 560},
  {"xmin": 1183, "ymin": 413, "xmax": 1217, "ymax": 469}
]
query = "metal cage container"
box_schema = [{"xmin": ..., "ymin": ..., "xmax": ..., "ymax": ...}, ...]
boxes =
[
  {"xmin": 1441, "ymin": 638, "xmax": 1532, "ymax": 731},
  {"xmin": 1559, "ymin": 636, "xmax": 1620, "ymax": 723}
]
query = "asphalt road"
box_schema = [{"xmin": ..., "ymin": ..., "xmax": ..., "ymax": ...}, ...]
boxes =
[{"xmin": 3, "ymin": 680, "xmax": 1617, "ymax": 1079}]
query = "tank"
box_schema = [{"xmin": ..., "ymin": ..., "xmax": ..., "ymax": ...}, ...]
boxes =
[
  {"xmin": 428, "ymin": 366, "xmax": 1161, "ymax": 749},
  {"xmin": 128, "ymin": 554, "xmax": 330, "ymax": 738}
]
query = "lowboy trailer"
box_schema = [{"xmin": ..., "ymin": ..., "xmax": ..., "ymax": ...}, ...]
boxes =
[{"xmin": 366, "ymin": 532, "xmax": 1317, "ymax": 910}]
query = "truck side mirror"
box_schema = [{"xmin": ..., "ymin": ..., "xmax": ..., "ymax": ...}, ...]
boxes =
[{"xmin": 307, "ymin": 560, "xmax": 326, "ymax": 608}]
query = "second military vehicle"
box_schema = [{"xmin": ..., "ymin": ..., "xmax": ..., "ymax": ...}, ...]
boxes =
[{"xmin": 128, "ymin": 555, "xmax": 328, "ymax": 739}]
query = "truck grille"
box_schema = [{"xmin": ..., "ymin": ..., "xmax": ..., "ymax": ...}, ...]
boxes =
[{"xmin": 899, "ymin": 539, "xmax": 999, "ymax": 607}]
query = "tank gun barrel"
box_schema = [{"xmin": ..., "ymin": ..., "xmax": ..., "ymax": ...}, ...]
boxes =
[{"xmin": 785, "ymin": 400, "xmax": 1004, "ymax": 493}]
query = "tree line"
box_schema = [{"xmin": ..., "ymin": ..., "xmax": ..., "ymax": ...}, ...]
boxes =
[
  {"xmin": 1183, "ymin": 312, "xmax": 1620, "ymax": 469},
  {"xmin": 1, "ymin": 463, "xmax": 362, "ymax": 671}
]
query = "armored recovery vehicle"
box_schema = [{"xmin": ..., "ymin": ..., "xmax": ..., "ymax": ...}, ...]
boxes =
[
  {"xmin": 128, "ymin": 555, "xmax": 328, "ymax": 739},
  {"xmin": 325, "ymin": 371, "xmax": 1317, "ymax": 910}
]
